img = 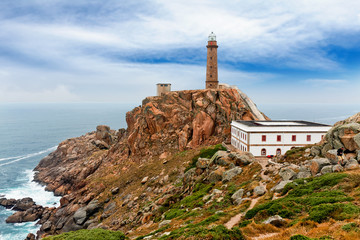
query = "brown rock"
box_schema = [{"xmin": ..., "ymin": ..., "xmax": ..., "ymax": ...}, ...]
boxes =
[
  {"xmin": 96, "ymin": 125, "xmax": 112, "ymax": 145},
  {"xmin": 141, "ymin": 213, "xmax": 153, "ymax": 224},
  {"xmin": 25, "ymin": 233, "xmax": 36, "ymax": 240},
  {"xmin": 310, "ymin": 158, "xmax": 331, "ymax": 175}
]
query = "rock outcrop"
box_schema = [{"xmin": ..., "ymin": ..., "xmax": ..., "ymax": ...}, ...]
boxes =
[{"xmin": 30, "ymin": 89, "xmax": 266, "ymax": 238}]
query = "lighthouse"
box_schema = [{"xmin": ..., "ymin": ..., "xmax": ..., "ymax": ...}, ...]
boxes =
[{"xmin": 205, "ymin": 32, "xmax": 218, "ymax": 89}]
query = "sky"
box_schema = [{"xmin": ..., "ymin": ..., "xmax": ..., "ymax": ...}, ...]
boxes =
[{"xmin": 0, "ymin": 0, "xmax": 360, "ymax": 105}]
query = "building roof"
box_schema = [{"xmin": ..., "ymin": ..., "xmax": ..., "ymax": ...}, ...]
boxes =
[{"xmin": 234, "ymin": 120, "xmax": 330, "ymax": 127}]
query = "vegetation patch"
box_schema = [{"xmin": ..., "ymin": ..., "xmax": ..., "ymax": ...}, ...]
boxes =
[
  {"xmin": 342, "ymin": 222, "xmax": 359, "ymax": 232},
  {"xmin": 158, "ymin": 224, "xmax": 245, "ymax": 240},
  {"xmin": 245, "ymin": 173, "xmax": 359, "ymax": 222},
  {"xmin": 185, "ymin": 144, "xmax": 226, "ymax": 172},
  {"xmin": 43, "ymin": 229, "xmax": 126, "ymax": 240}
]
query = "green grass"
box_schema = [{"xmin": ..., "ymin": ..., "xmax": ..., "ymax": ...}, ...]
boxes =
[
  {"xmin": 185, "ymin": 144, "xmax": 226, "ymax": 172},
  {"xmin": 158, "ymin": 224, "xmax": 245, "ymax": 240},
  {"xmin": 160, "ymin": 183, "xmax": 214, "ymax": 221},
  {"xmin": 342, "ymin": 222, "xmax": 359, "ymax": 232},
  {"xmin": 245, "ymin": 173, "xmax": 359, "ymax": 222},
  {"xmin": 135, "ymin": 225, "xmax": 170, "ymax": 240},
  {"xmin": 164, "ymin": 209, "xmax": 187, "ymax": 220},
  {"xmin": 42, "ymin": 229, "xmax": 126, "ymax": 240},
  {"xmin": 289, "ymin": 235, "xmax": 334, "ymax": 240}
]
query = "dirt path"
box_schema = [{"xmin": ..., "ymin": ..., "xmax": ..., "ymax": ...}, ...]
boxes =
[{"xmin": 224, "ymin": 158, "xmax": 282, "ymax": 230}]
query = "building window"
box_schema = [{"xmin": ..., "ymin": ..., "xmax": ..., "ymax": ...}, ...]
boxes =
[
  {"xmin": 210, "ymin": 57, "xmax": 212, "ymax": 60},
  {"xmin": 276, "ymin": 148, "xmax": 281, "ymax": 155},
  {"xmin": 210, "ymin": 66, "xmax": 212, "ymax": 68},
  {"xmin": 307, "ymin": 135, "xmax": 311, "ymax": 141},
  {"xmin": 292, "ymin": 135, "xmax": 296, "ymax": 142},
  {"xmin": 262, "ymin": 135, "xmax": 266, "ymax": 142},
  {"xmin": 261, "ymin": 148, "xmax": 266, "ymax": 156},
  {"xmin": 210, "ymin": 75, "xmax": 212, "ymax": 77},
  {"xmin": 277, "ymin": 135, "xmax": 281, "ymax": 142},
  {"xmin": 245, "ymin": 134, "xmax": 246, "ymax": 141}
]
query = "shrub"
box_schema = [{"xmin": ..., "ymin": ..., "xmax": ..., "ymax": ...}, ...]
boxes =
[
  {"xmin": 290, "ymin": 235, "xmax": 312, "ymax": 240},
  {"xmin": 159, "ymin": 224, "xmax": 245, "ymax": 240},
  {"xmin": 308, "ymin": 203, "xmax": 360, "ymax": 223},
  {"xmin": 164, "ymin": 208, "xmax": 186, "ymax": 220},
  {"xmin": 245, "ymin": 173, "xmax": 356, "ymax": 222},
  {"xmin": 43, "ymin": 229, "xmax": 126, "ymax": 240},
  {"xmin": 342, "ymin": 222, "xmax": 359, "ymax": 232}
]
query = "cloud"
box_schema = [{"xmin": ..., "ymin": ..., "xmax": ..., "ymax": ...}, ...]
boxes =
[{"xmin": 0, "ymin": 0, "xmax": 360, "ymax": 104}]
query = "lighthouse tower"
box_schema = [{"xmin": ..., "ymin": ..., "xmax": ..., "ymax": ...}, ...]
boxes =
[{"xmin": 206, "ymin": 32, "xmax": 218, "ymax": 89}]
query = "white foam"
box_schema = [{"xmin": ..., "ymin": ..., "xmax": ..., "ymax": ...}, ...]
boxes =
[
  {"xmin": 0, "ymin": 170, "xmax": 60, "ymax": 207},
  {"xmin": 0, "ymin": 146, "xmax": 57, "ymax": 166}
]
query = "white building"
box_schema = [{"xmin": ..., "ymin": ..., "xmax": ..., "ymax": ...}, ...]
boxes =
[{"xmin": 231, "ymin": 120, "xmax": 331, "ymax": 157}]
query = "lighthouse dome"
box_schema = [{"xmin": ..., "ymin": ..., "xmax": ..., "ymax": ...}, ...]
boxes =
[{"xmin": 208, "ymin": 32, "xmax": 216, "ymax": 41}]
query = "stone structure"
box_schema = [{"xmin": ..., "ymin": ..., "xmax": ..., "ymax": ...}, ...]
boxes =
[
  {"xmin": 156, "ymin": 83, "xmax": 171, "ymax": 96},
  {"xmin": 206, "ymin": 32, "xmax": 218, "ymax": 89}
]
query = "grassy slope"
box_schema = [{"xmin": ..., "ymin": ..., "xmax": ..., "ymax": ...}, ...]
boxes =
[{"xmin": 41, "ymin": 145, "xmax": 360, "ymax": 240}]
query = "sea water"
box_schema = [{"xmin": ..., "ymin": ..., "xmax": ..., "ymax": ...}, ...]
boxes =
[
  {"xmin": 0, "ymin": 103, "xmax": 129, "ymax": 240},
  {"xmin": 0, "ymin": 102, "xmax": 358, "ymax": 240}
]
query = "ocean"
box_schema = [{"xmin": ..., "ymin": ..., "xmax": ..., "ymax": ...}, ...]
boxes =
[
  {"xmin": 0, "ymin": 102, "xmax": 358, "ymax": 240},
  {"xmin": 0, "ymin": 103, "xmax": 129, "ymax": 240}
]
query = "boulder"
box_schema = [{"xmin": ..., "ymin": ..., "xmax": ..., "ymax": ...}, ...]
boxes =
[
  {"xmin": 0, "ymin": 198, "xmax": 17, "ymax": 209},
  {"xmin": 355, "ymin": 134, "xmax": 360, "ymax": 150},
  {"xmin": 208, "ymin": 167, "xmax": 225, "ymax": 183},
  {"xmin": 25, "ymin": 233, "xmax": 36, "ymax": 240},
  {"xmin": 141, "ymin": 176, "xmax": 149, "ymax": 184},
  {"xmin": 210, "ymin": 151, "xmax": 230, "ymax": 166},
  {"xmin": 279, "ymin": 168, "xmax": 296, "ymax": 181},
  {"xmin": 231, "ymin": 189, "xmax": 244, "ymax": 205},
  {"xmin": 13, "ymin": 197, "xmax": 35, "ymax": 211},
  {"xmin": 41, "ymin": 220, "xmax": 53, "ymax": 231},
  {"xmin": 263, "ymin": 215, "xmax": 286, "ymax": 227},
  {"xmin": 332, "ymin": 164, "xmax": 344, "ymax": 172},
  {"xmin": 345, "ymin": 159, "xmax": 359, "ymax": 170},
  {"xmin": 254, "ymin": 186, "xmax": 266, "ymax": 196},
  {"xmin": 273, "ymin": 180, "xmax": 292, "ymax": 193},
  {"xmin": 321, "ymin": 143, "xmax": 333, "ymax": 157},
  {"xmin": 297, "ymin": 170, "xmax": 311, "ymax": 179},
  {"xmin": 159, "ymin": 220, "xmax": 171, "ymax": 228},
  {"xmin": 111, "ymin": 187, "xmax": 119, "ymax": 195},
  {"xmin": 208, "ymin": 171, "xmax": 223, "ymax": 183},
  {"xmin": 320, "ymin": 165, "xmax": 333, "ymax": 175},
  {"xmin": 222, "ymin": 167, "xmax": 242, "ymax": 182},
  {"xmin": 310, "ymin": 158, "xmax": 331, "ymax": 175},
  {"xmin": 183, "ymin": 168, "xmax": 196, "ymax": 183},
  {"xmin": 96, "ymin": 125, "xmax": 112, "ymax": 145},
  {"xmin": 229, "ymin": 152, "xmax": 255, "ymax": 166},
  {"xmin": 86, "ymin": 200, "xmax": 101, "ymax": 215},
  {"xmin": 310, "ymin": 146, "xmax": 321, "ymax": 157},
  {"xmin": 325, "ymin": 149, "xmax": 339, "ymax": 165},
  {"xmin": 196, "ymin": 158, "xmax": 210, "ymax": 169},
  {"xmin": 73, "ymin": 207, "xmax": 87, "ymax": 225},
  {"xmin": 93, "ymin": 140, "xmax": 109, "ymax": 150}
]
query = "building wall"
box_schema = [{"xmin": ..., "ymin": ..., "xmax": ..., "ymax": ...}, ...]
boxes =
[
  {"xmin": 230, "ymin": 122, "xmax": 328, "ymax": 156},
  {"xmin": 206, "ymin": 41, "xmax": 218, "ymax": 89},
  {"xmin": 157, "ymin": 84, "xmax": 171, "ymax": 96}
]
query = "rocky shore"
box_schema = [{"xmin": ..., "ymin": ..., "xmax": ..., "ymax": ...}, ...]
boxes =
[{"xmin": 21, "ymin": 88, "xmax": 266, "ymax": 238}]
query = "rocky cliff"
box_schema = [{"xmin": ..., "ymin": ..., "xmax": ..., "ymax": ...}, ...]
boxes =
[{"xmin": 27, "ymin": 88, "xmax": 266, "ymax": 237}]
